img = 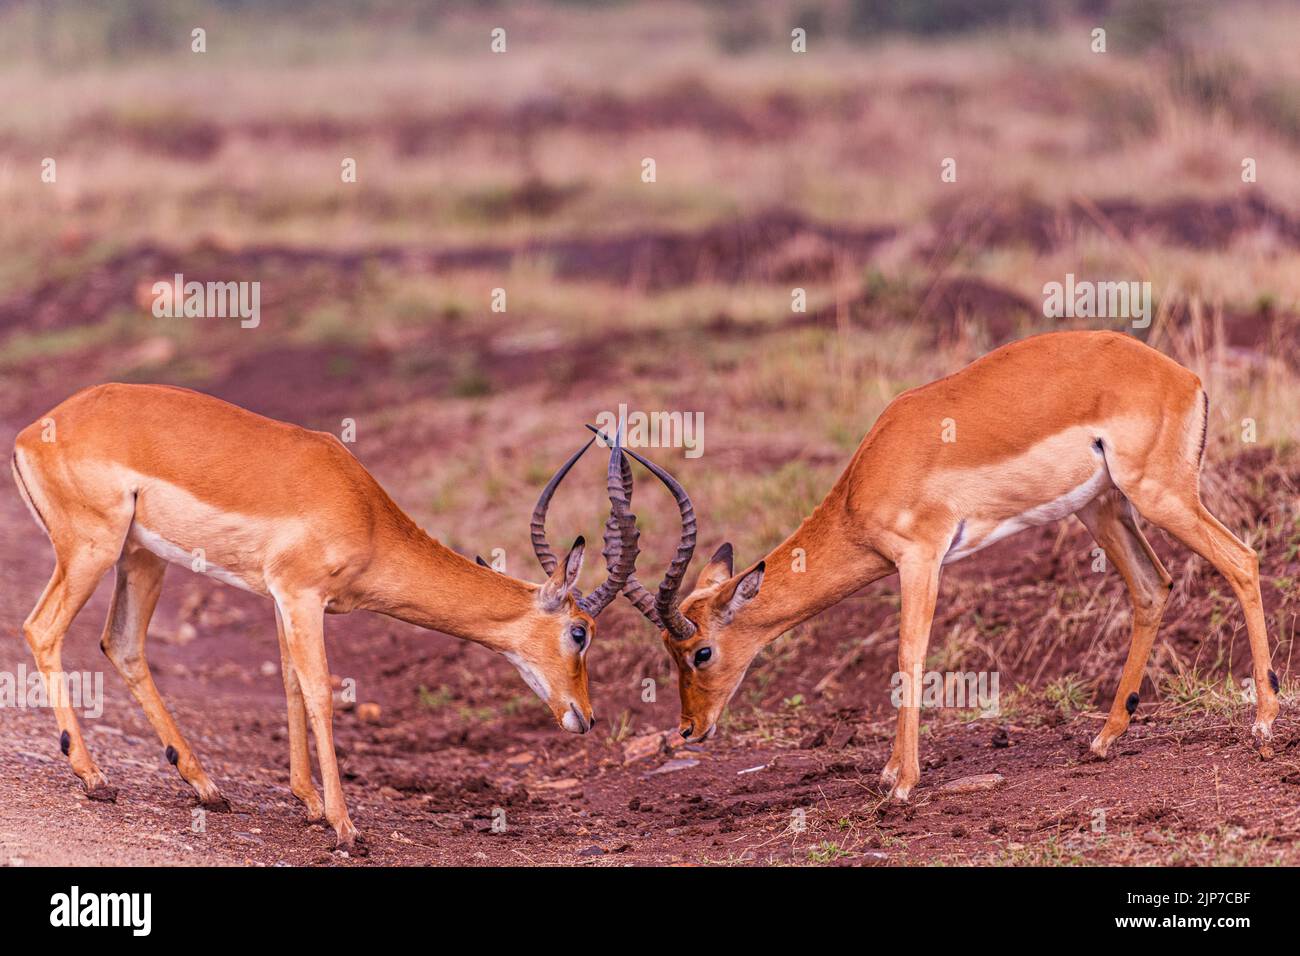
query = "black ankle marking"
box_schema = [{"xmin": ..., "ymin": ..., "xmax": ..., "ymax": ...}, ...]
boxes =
[
  {"xmin": 59, "ymin": 730, "xmax": 70, "ymax": 756},
  {"xmin": 1125, "ymin": 692, "xmax": 1140, "ymax": 716},
  {"xmin": 165, "ymin": 745, "xmax": 179, "ymax": 766},
  {"xmin": 1268, "ymin": 670, "xmax": 1280, "ymax": 694}
]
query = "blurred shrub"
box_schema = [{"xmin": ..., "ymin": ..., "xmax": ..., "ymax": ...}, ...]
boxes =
[
  {"xmin": 11, "ymin": 0, "xmax": 205, "ymax": 62},
  {"xmin": 1104, "ymin": 0, "xmax": 1211, "ymax": 53},
  {"xmin": 847, "ymin": 0, "xmax": 1059, "ymax": 36},
  {"xmin": 712, "ymin": 5, "xmax": 775, "ymax": 54},
  {"xmin": 0, "ymin": 0, "xmax": 445, "ymax": 61},
  {"xmin": 1254, "ymin": 83, "xmax": 1300, "ymax": 144}
]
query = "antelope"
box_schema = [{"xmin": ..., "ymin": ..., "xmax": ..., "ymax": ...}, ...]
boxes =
[
  {"xmin": 10, "ymin": 383, "xmax": 639, "ymax": 851},
  {"xmin": 610, "ymin": 330, "xmax": 1281, "ymax": 801}
]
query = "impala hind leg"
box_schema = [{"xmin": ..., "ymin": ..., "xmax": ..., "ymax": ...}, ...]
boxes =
[
  {"xmin": 1075, "ymin": 490, "xmax": 1173, "ymax": 757},
  {"xmin": 100, "ymin": 543, "xmax": 228, "ymax": 809},
  {"xmin": 275, "ymin": 605, "xmax": 325, "ymax": 822},
  {"xmin": 23, "ymin": 548, "xmax": 120, "ymax": 799},
  {"xmin": 881, "ymin": 553, "xmax": 942, "ymax": 802},
  {"xmin": 274, "ymin": 594, "xmax": 359, "ymax": 850},
  {"xmin": 1126, "ymin": 486, "xmax": 1280, "ymax": 748}
]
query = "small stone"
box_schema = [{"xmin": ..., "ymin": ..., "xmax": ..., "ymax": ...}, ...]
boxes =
[
  {"xmin": 260, "ymin": 661, "xmax": 279, "ymax": 678},
  {"xmin": 578, "ymin": 845, "xmax": 605, "ymax": 857},
  {"xmin": 505, "ymin": 752, "xmax": 534, "ymax": 767},
  {"xmin": 535, "ymin": 777, "xmax": 581, "ymax": 791},
  {"xmin": 644, "ymin": 758, "xmax": 699, "ymax": 777},
  {"xmin": 622, "ymin": 731, "xmax": 669, "ymax": 764},
  {"xmin": 940, "ymin": 773, "xmax": 1005, "ymax": 794},
  {"xmin": 356, "ymin": 702, "xmax": 382, "ymax": 723}
]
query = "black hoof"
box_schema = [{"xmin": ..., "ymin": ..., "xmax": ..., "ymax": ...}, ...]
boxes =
[
  {"xmin": 85, "ymin": 784, "xmax": 118, "ymax": 803},
  {"xmin": 201, "ymin": 795, "xmax": 232, "ymax": 813},
  {"xmin": 334, "ymin": 834, "xmax": 368, "ymax": 857}
]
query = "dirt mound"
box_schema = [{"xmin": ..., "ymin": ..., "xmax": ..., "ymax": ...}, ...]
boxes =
[
  {"xmin": 65, "ymin": 86, "xmax": 819, "ymax": 163},
  {"xmin": 930, "ymin": 192, "xmax": 1300, "ymax": 252},
  {"xmin": 0, "ymin": 212, "xmax": 895, "ymax": 336}
]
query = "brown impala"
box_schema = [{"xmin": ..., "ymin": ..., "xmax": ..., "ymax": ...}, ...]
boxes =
[
  {"xmin": 11, "ymin": 383, "xmax": 639, "ymax": 850},
  {"xmin": 609, "ymin": 330, "xmax": 1281, "ymax": 801}
]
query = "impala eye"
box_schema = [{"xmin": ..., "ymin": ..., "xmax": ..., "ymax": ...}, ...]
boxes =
[
  {"xmin": 693, "ymin": 647, "xmax": 712, "ymax": 667},
  {"xmin": 570, "ymin": 624, "xmax": 588, "ymax": 649}
]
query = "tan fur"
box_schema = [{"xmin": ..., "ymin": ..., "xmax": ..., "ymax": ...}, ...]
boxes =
[
  {"xmin": 13, "ymin": 383, "xmax": 602, "ymax": 850},
  {"xmin": 653, "ymin": 331, "xmax": 1279, "ymax": 800}
]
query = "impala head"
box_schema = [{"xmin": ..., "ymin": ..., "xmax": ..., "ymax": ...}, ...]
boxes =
[
  {"xmin": 585, "ymin": 426, "xmax": 766, "ymax": 743},
  {"xmin": 656, "ymin": 544, "xmax": 766, "ymax": 742},
  {"xmin": 503, "ymin": 430, "xmax": 640, "ymax": 735}
]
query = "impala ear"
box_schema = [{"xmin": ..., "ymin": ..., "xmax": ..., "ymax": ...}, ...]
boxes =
[
  {"xmin": 539, "ymin": 536, "xmax": 585, "ymax": 611},
  {"xmin": 694, "ymin": 542, "xmax": 734, "ymax": 591},
  {"xmin": 716, "ymin": 561, "xmax": 764, "ymax": 624}
]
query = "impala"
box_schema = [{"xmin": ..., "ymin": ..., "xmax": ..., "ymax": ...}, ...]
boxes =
[
  {"xmin": 11, "ymin": 383, "xmax": 639, "ymax": 850},
  {"xmin": 610, "ymin": 330, "xmax": 1281, "ymax": 800}
]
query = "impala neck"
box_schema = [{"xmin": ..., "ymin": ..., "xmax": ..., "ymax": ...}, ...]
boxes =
[
  {"xmin": 742, "ymin": 479, "xmax": 894, "ymax": 642},
  {"xmin": 362, "ymin": 517, "xmax": 538, "ymax": 653}
]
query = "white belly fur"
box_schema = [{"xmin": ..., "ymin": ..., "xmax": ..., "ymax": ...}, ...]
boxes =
[
  {"xmin": 942, "ymin": 428, "xmax": 1114, "ymax": 565},
  {"xmin": 129, "ymin": 521, "xmax": 264, "ymax": 594},
  {"xmin": 945, "ymin": 466, "xmax": 1111, "ymax": 564}
]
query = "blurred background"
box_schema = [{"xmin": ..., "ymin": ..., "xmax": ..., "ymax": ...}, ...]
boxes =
[{"xmin": 0, "ymin": 0, "xmax": 1298, "ymax": 864}]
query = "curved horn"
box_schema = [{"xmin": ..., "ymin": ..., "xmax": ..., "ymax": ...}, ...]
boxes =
[
  {"xmin": 530, "ymin": 436, "xmax": 596, "ymax": 575},
  {"xmin": 577, "ymin": 429, "xmax": 640, "ymax": 617},
  {"xmin": 585, "ymin": 425, "xmax": 697, "ymax": 640},
  {"xmin": 608, "ymin": 452, "xmax": 666, "ymax": 630}
]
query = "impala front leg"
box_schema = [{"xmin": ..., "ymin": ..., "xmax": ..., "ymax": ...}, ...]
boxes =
[
  {"xmin": 275, "ymin": 606, "xmax": 325, "ymax": 822},
  {"xmin": 274, "ymin": 593, "xmax": 360, "ymax": 852},
  {"xmin": 882, "ymin": 553, "xmax": 942, "ymax": 802}
]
